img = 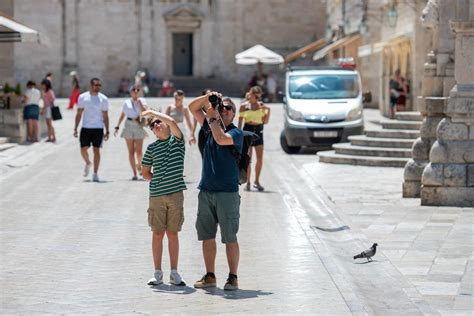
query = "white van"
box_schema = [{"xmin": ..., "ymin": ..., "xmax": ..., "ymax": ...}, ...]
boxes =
[{"xmin": 280, "ymin": 66, "xmax": 364, "ymax": 153}]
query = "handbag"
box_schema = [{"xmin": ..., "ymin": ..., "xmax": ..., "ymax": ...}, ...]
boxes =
[{"xmin": 51, "ymin": 105, "xmax": 62, "ymax": 121}]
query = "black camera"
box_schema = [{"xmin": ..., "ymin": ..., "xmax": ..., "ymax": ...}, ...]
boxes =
[{"xmin": 208, "ymin": 95, "xmax": 222, "ymax": 108}]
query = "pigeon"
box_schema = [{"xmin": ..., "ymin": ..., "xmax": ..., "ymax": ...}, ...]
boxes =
[{"xmin": 353, "ymin": 243, "xmax": 378, "ymax": 262}]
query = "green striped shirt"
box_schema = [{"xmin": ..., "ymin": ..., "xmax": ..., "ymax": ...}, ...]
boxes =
[{"xmin": 142, "ymin": 135, "xmax": 186, "ymax": 197}]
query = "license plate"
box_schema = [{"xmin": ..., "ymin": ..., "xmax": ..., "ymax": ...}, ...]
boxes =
[{"xmin": 313, "ymin": 131, "xmax": 338, "ymax": 138}]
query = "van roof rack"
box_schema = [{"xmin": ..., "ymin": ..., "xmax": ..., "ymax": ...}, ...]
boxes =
[{"xmin": 286, "ymin": 65, "xmax": 353, "ymax": 71}]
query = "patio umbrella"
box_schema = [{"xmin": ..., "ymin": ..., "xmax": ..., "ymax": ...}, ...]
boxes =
[
  {"xmin": 235, "ymin": 44, "xmax": 284, "ymax": 65},
  {"xmin": 0, "ymin": 12, "xmax": 50, "ymax": 46}
]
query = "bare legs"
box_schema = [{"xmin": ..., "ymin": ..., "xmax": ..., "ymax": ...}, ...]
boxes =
[
  {"xmin": 45, "ymin": 118, "xmax": 55, "ymax": 142},
  {"xmin": 80, "ymin": 146, "xmax": 100, "ymax": 173},
  {"xmin": 152, "ymin": 230, "xmax": 180, "ymax": 271},
  {"xmin": 26, "ymin": 119, "xmax": 39, "ymax": 142},
  {"xmin": 202, "ymin": 239, "xmax": 239, "ymax": 275},
  {"xmin": 125, "ymin": 139, "xmax": 144, "ymax": 177},
  {"xmin": 246, "ymin": 145, "xmax": 264, "ymax": 189}
]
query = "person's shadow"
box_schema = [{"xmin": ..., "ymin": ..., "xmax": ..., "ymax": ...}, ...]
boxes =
[
  {"xmin": 151, "ymin": 283, "xmax": 197, "ymax": 295},
  {"xmin": 203, "ymin": 287, "xmax": 273, "ymax": 300}
]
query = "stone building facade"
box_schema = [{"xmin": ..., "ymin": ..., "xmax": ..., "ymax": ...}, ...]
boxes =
[
  {"xmin": 1, "ymin": 0, "xmax": 326, "ymax": 96},
  {"xmin": 324, "ymin": 0, "xmax": 431, "ymax": 116}
]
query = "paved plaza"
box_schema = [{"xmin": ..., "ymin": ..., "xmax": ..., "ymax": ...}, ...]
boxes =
[{"xmin": 1, "ymin": 99, "xmax": 473, "ymax": 315}]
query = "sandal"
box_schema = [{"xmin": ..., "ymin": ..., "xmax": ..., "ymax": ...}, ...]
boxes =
[
  {"xmin": 244, "ymin": 183, "xmax": 251, "ymax": 191},
  {"xmin": 253, "ymin": 183, "xmax": 264, "ymax": 192}
]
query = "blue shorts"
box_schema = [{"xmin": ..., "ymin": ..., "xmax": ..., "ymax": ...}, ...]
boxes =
[{"xmin": 24, "ymin": 104, "xmax": 40, "ymax": 120}]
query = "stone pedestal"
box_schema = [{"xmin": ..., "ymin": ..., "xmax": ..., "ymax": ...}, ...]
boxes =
[{"xmin": 421, "ymin": 20, "xmax": 474, "ymax": 207}]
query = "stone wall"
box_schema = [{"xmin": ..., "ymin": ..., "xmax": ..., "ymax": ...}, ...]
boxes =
[{"xmin": 7, "ymin": 0, "xmax": 326, "ymax": 97}]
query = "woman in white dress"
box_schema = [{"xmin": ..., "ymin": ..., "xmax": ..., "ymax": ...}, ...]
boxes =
[
  {"xmin": 165, "ymin": 90, "xmax": 195, "ymax": 145},
  {"xmin": 114, "ymin": 85, "xmax": 148, "ymax": 180}
]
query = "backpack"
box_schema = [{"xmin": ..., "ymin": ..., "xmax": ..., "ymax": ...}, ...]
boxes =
[{"xmin": 227, "ymin": 130, "xmax": 257, "ymax": 185}]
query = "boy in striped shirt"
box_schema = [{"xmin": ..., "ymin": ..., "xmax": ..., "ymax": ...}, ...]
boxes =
[{"xmin": 141, "ymin": 110, "xmax": 187, "ymax": 286}]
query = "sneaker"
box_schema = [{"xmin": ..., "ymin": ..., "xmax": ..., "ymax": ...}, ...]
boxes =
[
  {"xmin": 244, "ymin": 183, "xmax": 251, "ymax": 191},
  {"xmin": 83, "ymin": 163, "xmax": 91, "ymax": 177},
  {"xmin": 194, "ymin": 273, "xmax": 216, "ymax": 288},
  {"xmin": 170, "ymin": 270, "xmax": 186, "ymax": 286},
  {"xmin": 92, "ymin": 173, "xmax": 99, "ymax": 182},
  {"xmin": 224, "ymin": 274, "xmax": 238, "ymax": 291},
  {"xmin": 147, "ymin": 270, "xmax": 163, "ymax": 286},
  {"xmin": 253, "ymin": 183, "xmax": 264, "ymax": 192}
]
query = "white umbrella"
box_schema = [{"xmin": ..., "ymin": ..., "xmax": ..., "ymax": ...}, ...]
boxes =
[
  {"xmin": 235, "ymin": 44, "xmax": 284, "ymax": 65},
  {"xmin": 0, "ymin": 13, "xmax": 50, "ymax": 47}
]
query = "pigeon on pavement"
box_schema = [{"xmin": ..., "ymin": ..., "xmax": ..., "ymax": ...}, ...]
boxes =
[{"xmin": 353, "ymin": 243, "xmax": 378, "ymax": 262}]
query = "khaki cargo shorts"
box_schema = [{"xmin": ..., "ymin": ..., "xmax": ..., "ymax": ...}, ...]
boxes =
[{"xmin": 148, "ymin": 191, "xmax": 184, "ymax": 232}]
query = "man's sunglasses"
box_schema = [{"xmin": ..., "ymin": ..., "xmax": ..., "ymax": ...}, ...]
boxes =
[
  {"xmin": 219, "ymin": 105, "xmax": 233, "ymax": 111},
  {"xmin": 132, "ymin": 88, "xmax": 140, "ymax": 92},
  {"xmin": 149, "ymin": 120, "xmax": 161, "ymax": 129},
  {"xmin": 93, "ymin": 84, "xmax": 102, "ymax": 87}
]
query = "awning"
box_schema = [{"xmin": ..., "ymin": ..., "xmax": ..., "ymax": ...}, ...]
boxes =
[
  {"xmin": 0, "ymin": 12, "xmax": 49, "ymax": 46},
  {"xmin": 313, "ymin": 33, "xmax": 361, "ymax": 61},
  {"xmin": 284, "ymin": 38, "xmax": 326, "ymax": 64},
  {"xmin": 358, "ymin": 35, "xmax": 411, "ymax": 58},
  {"xmin": 235, "ymin": 44, "xmax": 284, "ymax": 65}
]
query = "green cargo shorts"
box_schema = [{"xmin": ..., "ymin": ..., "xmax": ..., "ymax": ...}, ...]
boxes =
[{"xmin": 196, "ymin": 191, "xmax": 240, "ymax": 244}]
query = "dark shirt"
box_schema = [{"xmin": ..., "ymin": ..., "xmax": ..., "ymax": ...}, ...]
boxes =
[{"xmin": 198, "ymin": 120, "xmax": 243, "ymax": 192}]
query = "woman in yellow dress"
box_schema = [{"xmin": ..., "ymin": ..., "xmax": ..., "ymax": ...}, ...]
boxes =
[{"xmin": 238, "ymin": 86, "xmax": 270, "ymax": 191}]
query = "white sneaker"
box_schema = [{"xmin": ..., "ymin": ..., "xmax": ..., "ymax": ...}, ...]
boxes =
[
  {"xmin": 170, "ymin": 270, "xmax": 186, "ymax": 286},
  {"xmin": 147, "ymin": 270, "xmax": 163, "ymax": 286},
  {"xmin": 83, "ymin": 163, "xmax": 91, "ymax": 177},
  {"xmin": 92, "ymin": 173, "xmax": 99, "ymax": 182}
]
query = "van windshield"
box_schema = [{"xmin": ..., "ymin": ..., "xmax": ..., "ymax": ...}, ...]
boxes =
[{"xmin": 289, "ymin": 74, "xmax": 359, "ymax": 99}]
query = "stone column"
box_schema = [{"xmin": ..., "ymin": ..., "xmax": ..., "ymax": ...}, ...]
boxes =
[
  {"xmin": 421, "ymin": 19, "xmax": 474, "ymax": 207},
  {"xmin": 403, "ymin": 0, "xmax": 455, "ymax": 197},
  {"xmin": 61, "ymin": 0, "xmax": 78, "ymax": 96}
]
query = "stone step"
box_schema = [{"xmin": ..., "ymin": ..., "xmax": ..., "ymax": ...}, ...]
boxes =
[
  {"xmin": 0, "ymin": 137, "xmax": 10, "ymax": 144},
  {"xmin": 0, "ymin": 143, "xmax": 17, "ymax": 152},
  {"xmin": 348, "ymin": 135, "xmax": 415, "ymax": 148},
  {"xmin": 395, "ymin": 111, "xmax": 423, "ymax": 121},
  {"xmin": 333, "ymin": 143, "xmax": 412, "ymax": 158},
  {"xmin": 365, "ymin": 129, "xmax": 419, "ymax": 139},
  {"xmin": 318, "ymin": 150, "xmax": 409, "ymax": 167},
  {"xmin": 380, "ymin": 120, "xmax": 422, "ymax": 130}
]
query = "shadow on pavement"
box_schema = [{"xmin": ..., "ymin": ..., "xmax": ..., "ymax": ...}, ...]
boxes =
[
  {"xmin": 203, "ymin": 287, "xmax": 273, "ymax": 300},
  {"xmin": 151, "ymin": 284, "xmax": 197, "ymax": 295},
  {"xmin": 83, "ymin": 180, "xmax": 114, "ymax": 183}
]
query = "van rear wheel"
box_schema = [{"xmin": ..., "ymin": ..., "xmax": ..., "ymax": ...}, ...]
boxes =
[{"xmin": 280, "ymin": 130, "xmax": 301, "ymax": 154}]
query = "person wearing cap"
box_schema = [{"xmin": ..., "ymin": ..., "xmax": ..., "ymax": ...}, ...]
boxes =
[
  {"xmin": 140, "ymin": 110, "xmax": 187, "ymax": 287},
  {"xmin": 114, "ymin": 85, "xmax": 148, "ymax": 180},
  {"xmin": 189, "ymin": 92, "xmax": 244, "ymax": 291}
]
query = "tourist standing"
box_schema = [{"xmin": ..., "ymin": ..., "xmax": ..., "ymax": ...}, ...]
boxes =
[
  {"xmin": 40, "ymin": 79, "xmax": 56, "ymax": 143},
  {"xmin": 114, "ymin": 85, "xmax": 148, "ymax": 180},
  {"xmin": 238, "ymin": 86, "xmax": 270, "ymax": 191},
  {"xmin": 141, "ymin": 110, "xmax": 187, "ymax": 286},
  {"xmin": 165, "ymin": 90, "xmax": 195, "ymax": 145},
  {"xmin": 23, "ymin": 81, "xmax": 41, "ymax": 142},
  {"xmin": 189, "ymin": 92, "xmax": 243, "ymax": 291},
  {"xmin": 73, "ymin": 78, "xmax": 110, "ymax": 182}
]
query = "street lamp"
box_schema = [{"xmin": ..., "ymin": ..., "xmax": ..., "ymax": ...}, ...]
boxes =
[{"xmin": 387, "ymin": 5, "xmax": 398, "ymax": 27}]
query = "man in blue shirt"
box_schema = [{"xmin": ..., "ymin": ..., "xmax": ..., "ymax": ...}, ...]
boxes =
[{"xmin": 189, "ymin": 92, "xmax": 243, "ymax": 291}]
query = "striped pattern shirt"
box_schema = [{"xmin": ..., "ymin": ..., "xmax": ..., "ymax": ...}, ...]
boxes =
[{"xmin": 142, "ymin": 135, "xmax": 186, "ymax": 197}]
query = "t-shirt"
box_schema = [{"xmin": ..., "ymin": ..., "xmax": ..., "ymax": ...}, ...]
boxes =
[
  {"xmin": 25, "ymin": 88, "xmax": 41, "ymax": 105},
  {"xmin": 199, "ymin": 121, "xmax": 243, "ymax": 192},
  {"xmin": 42, "ymin": 90, "xmax": 55, "ymax": 107},
  {"xmin": 78, "ymin": 92, "xmax": 109, "ymax": 129},
  {"xmin": 122, "ymin": 98, "xmax": 147, "ymax": 119},
  {"xmin": 142, "ymin": 135, "xmax": 187, "ymax": 197}
]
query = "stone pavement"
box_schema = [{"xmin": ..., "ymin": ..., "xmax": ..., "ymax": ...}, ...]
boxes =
[{"xmin": 0, "ymin": 99, "xmax": 472, "ymax": 315}]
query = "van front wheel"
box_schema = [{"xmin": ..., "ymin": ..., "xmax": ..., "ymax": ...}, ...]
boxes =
[{"xmin": 280, "ymin": 130, "xmax": 301, "ymax": 154}]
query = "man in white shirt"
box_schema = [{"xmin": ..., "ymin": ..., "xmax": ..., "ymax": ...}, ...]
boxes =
[{"xmin": 74, "ymin": 78, "xmax": 110, "ymax": 182}]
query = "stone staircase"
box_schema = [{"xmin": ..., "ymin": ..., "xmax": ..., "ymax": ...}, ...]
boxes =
[
  {"xmin": 0, "ymin": 137, "xmax": 16, "ymax": 152},
  {"xmin": 318, "ymin": 112, "xmax": 422, "ymax": 167}
]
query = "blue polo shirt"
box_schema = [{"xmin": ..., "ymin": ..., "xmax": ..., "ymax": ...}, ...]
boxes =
[{"xmin": 198, "ymin": 120, "xmax": 243, "ymax": 192}]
